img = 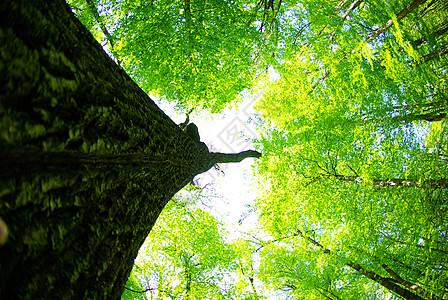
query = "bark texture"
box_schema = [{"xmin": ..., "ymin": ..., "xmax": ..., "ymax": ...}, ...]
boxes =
[{"xmin": 0, "ymin": 0, "xmax": 260, "ymax": 299}]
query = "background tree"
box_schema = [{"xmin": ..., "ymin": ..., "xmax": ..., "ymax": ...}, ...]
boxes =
[{"xmin": 122, "ymin": 188, "xmax": 278, "ymax": 300}]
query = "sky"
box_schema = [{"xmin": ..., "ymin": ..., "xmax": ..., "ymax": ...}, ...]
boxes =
[
  {"xmin": 145, "ymin": 94, "xmax": 272, "ymax": 298},
  {"xmin": 155, "ymin": 94, "xmax": 263, "ymax": 236}
]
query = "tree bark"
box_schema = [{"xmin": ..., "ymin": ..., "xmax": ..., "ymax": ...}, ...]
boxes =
[{"xmin": 0, "ymin": 0, "xmax": 259, "ymax": 299}]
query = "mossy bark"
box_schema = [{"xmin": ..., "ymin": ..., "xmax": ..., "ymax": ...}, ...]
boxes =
[{"xmin": 0, "ymin": 0, "xmax": 235, "ymax": 299}]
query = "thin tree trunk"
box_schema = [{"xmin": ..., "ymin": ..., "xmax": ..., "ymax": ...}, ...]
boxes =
[
  {"xmin": 364, "ymin": 100, "xmax": 446, "ymax": 115},
  {"xmin": 312, "ymin": 0, "xmax": 428, "ymax": 91},
  {"xmin": 333, "ymin": 174, "xmax": 448, "ymax": 189},
  {"xmin": 412, "ymin": 21, "xmax": 448, "ymax": 47},
  {"xmin": 294, "ymin": 230, "xmax": 428, "ymax": 300},
  {"xmin": 381, "ymin": 264, "xmax": 436, "ymax": 299},
  {"xmin": 85, "ymin": 0, "xmax": 121, "ymax": 65},
  {"xmin": 184, "ymin": 260, "xmax": 192, "ymax": 300},
  {"xmin": 240, "ymin": 263, "xmax": 260, "ymax": 300},
  {"xmin": 183, "ymin": 0, "xmax": 193, "ymax": 41},
  {"xmin": 418, "ymin": 45, "xmax": 448, "ymax": 64},
  {"xmin": 248, "ymin": 276, "xmax": 259, "ymax": 299},
  {"xmin": 365, "ymin": 0, "xmax": 428, "ymax": 44},
  {"xmin": 340, "ymin": 0, "xmax": 363, "ymax": 22},
  {"xmin": 421, "ymin": 0, "xmax": 448, "ymax": 17},
  {"xmin": 336, "ymin": 0, "xmax": 352, "ymax": 11},
  {"xmin": 361, "ymin": 112, "xmax": 446, "ymax": 124},
  {"xmin": 347, "ymin": 262, "xmax": 427, "ymax": 300}
]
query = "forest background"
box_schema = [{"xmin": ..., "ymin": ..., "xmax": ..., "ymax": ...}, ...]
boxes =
[{"xmin": 66, "ymin": 0, "xmax": 447, "ymax": 299}]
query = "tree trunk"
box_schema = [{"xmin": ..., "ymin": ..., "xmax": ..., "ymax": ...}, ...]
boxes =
[
  {"xmin": 0, "ymin": 0, "xmax": 259, "ymax": 299},
  {"xmin": 85, "ymin": 0, "xmax": 121, "ymax": 65},
  {"xmin": 362, "ymin": 112, "xmax": 447, "ymax": 124},
  {"xmin": 333, "ymin": 174, "xmax": 448, "ymax": 189},
  {"xmin": 306, "ymin": 171, "xmax": 448, "ymax": 189},
  {"xmin": 294, "ymin": 230, "xmax": 428, "ymax": 300},
  {"xmin": 365, "ymin": 0, "xmax": 428, "ymax": 44},
  {"xmin": 418, "ymin": 45, "xmax": 448, "ymax": 65},
  {"xmin": 411, "ymin": 22, "xmax": 448, "ymax": 47},
  {"xmin": 312, "ymin": 0, "xmax": 428, "ymax": 91}
]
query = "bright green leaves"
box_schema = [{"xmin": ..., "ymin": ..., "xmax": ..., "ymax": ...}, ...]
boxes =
[
  {"xmin": 254, "ymin": 0, "xmax": 448, "ymax": 298},
  {"xmin": 67, "ymin": 0, "xmax": 262, "ymax": 112},
  {"xmin": 123, "ymin": 198, "xmax": 237, "ymax": 299},
  {"xmin": 260, "ymin": 241, "xmax": 353, "ymax": 299}
]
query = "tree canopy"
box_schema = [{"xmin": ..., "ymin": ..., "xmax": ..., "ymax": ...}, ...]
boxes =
[{"xmin": 67, "ymin": 0, "xmax": 265, "ymax": 112}]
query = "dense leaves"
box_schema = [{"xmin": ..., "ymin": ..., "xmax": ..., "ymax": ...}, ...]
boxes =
[
  {"xmin": 255, "ymin": 0, "xmax": 448, "ymax": 299},
  {"xmin": 67, "ymin": 0, "xmax": 264, "ymax": 112},
  {"xmin": 122, "ymin": 199, "xmax": 234, "ymax": 299}
]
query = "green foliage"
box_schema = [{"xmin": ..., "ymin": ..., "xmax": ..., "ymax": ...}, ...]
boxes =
[
  {"xmin": 122, "ymin": 198, "xmax": 236, "ymax": 299},
  {"xmin": 254, "ymin": 0, "xmax": 448, "ymax": 299},
  {"xmin": 67, "ymin": 0, "xmax": 264, "ymax": 112}
]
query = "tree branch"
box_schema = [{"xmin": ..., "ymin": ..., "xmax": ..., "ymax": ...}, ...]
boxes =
[
  {"xmin": 124, "ymin": 286, "xmax": 176, "ymax": 299},
  {"xmin": 210, "ymin": 150, "xmax": 261, "ymax": 165},
  {"xmin": 85, "ymin": 0, "xmax": 121, "ymax": 66},
  {"xmin": 124, "ymin": 286, "xmax": 156, "ymax": 293},
  {"xmin": 365, "ymin": 0, "xmax": 428, "ymax": 44}
]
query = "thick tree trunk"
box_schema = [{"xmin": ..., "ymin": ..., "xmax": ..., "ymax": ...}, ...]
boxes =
[{"xmin": 0, "ymin": 0, "xmax": 258, "ymax": 299}]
